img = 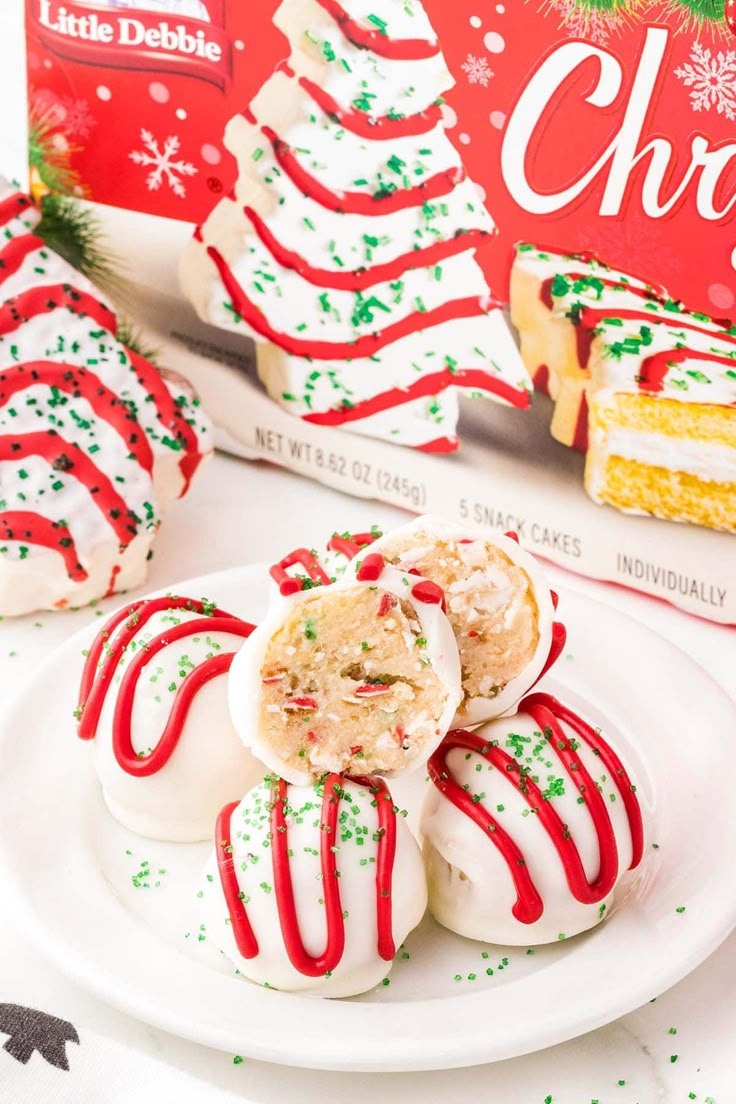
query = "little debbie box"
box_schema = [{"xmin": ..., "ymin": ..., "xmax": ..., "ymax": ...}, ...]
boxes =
[{"xmin": 24, "ymin": 0, "xmax": 736, "ymax": 621}]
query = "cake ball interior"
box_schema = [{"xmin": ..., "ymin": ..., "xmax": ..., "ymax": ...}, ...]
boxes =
[
  {"xmin": 377, "ymin": 532, "xmax": 541, "ymax": 714},
  {"xmin": 258, "ymin": 585, "xmax": 448, "ymax": 777}
]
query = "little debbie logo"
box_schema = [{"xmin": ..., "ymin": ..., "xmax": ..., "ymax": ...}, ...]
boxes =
[{"xmin": 33, "ymin": 0, "xmax": 231, "ymax": 86}]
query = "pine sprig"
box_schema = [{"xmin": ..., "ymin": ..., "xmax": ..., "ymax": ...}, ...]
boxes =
[
  {"xmin": 115, "ymin": 317, "xmax": 161, "ymax": 365},
  {"xmin": 36, "ymin": 194, "xmax": 126, "ymax": 298},
  {"xmin": 663, "ymin": 0, "xmax": 729, "ymax": 31}
]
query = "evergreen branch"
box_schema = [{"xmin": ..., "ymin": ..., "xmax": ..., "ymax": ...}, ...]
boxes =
[
  {"xmin": 115, "ymin": 317, "xmax": 161, "ymax": 365},
  {"xmin": 36, "ymin": 194, "xmax": 126, "ymax": 299}
]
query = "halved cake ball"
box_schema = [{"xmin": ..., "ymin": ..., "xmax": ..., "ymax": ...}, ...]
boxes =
[
  {"xmin": 198, "ymin": 773, "xmax": 427, "ymax": 996},
  {"xmin": 76, "ymin": 595, "xmax": 265, "ymax": 842},
  {"xmin": 364, "ymin": 517, "xmax": 562, "ymax": 725},
  {"xmin": 229, "ymin": 562, "xmax": 462, "ymax": 784},
  {"xmin": 421, "ymin": 693, "xmax": 644, "ymax": 945}
]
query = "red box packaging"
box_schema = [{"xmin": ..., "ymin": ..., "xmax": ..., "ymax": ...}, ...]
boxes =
[{"xmin": 24, "ymin": 0, "xmax": 736, "ymax": 623}]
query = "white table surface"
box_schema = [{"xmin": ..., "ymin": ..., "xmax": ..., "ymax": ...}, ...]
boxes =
[{"xmin": 2, "ymin": 7, "xmax": 736, "ymax": 1101}]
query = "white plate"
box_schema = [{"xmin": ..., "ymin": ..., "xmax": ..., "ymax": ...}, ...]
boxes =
[{"xmin": 0, "ymin": 565, "xmax": 734, "ymax": 1073}]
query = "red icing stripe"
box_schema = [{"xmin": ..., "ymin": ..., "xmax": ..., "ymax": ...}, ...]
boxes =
[
  {"xmin": 0, "ymin": 192, "xmax": 34, "ymax": 229},
  {"xmin": 0, "ymin": 284, "xmax": 117, "ymax": 337},
  {"xmin": 243, "ymin": 205, "xmax": 489, "ymax": 292},
  {"xmin": 216, "ymin": 801, "xmax": 259, "ymax": 959},
  {"xmin": 0, "ymin": 233, "xmax": 45, "ymax": 283},
  {"xmin": 530, "ymin": 246, "xmax": 670, "ymax": 304},
  {"xmin": 0, "ymin": 511, "xmax": 87, "ymax": 581},
  {"xmin": 639, "ymin": 349, "xmax": 736, "ymax": 396},
  {"xmin": 417, "ymin": 435, "xmax": 459, "ymax": 453},
  {"xmin": 571, "ymin": 392, "xmax": 589, "ymax": 451},
  {"xmin": 315, "ymin": 0, "xmax": 440, "ymax": 59},
  {"xmin": 262, "ymin": 125, "xmax": 464, "ymax": 216},
  {"xmin": 126, "ymin": 350, "xmax": 204, "ymax": 493},
  {"xmin": 112, "ymin": 620, "xmax": 253, "ymax": 776},
  {"xmin": 579, "ymin": 307, "xmax": 736, "ymax": 395},
  {"xmin": 540, "ymin": 271, "xmax": 667, "ymax": 313},
  {"xmin": 296, "ymin": 74, "xmax": 443, "ymax": 139},
  {"xmin": 428, "ymin": 694, "xmax": 644, "ymax": 925},
  {"xmin": 303, "ymin": 368, "xmax": 531, "ymax": 427},
  {"xmin": 77, "ymin": 596, "xmax": 252, "ymax": 749},
  {"xmin": 217, "ymin": 774, "xmax": 397, "ymax": 977},
  {"xmin": 271, "ymin": 774, "xmax": 346, "ymax": 976},
  {"xmin": 525, "ymin": 693, "xmax": 644, "ymax": 869},
  {"xmin": 0, "ymin": 432, "xmax": 138, "ymax": 548},
  {"xmin": 579, "ymin": 306, "xmax": 735, "ymax": 343},
  {"xmin": 208, "ymin": 244, "xmax": 502, "ymax": 360},
  {"xmin": 270, "ymin": 547, "xmax": 332, "ymax": 595},
  {"xmin": 0, "ymin": 361, "xmax": 155, "ymax": 475}
]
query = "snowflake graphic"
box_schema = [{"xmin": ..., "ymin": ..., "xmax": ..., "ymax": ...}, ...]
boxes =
[
  {"xmin": 461, "ymin": 54, "xmax": 493, "ymax": 87},
  {"xmin": 129, "ymin": 130, "xmax": 198, "ymax": 198},
  {"xmin": 674, "ymin": 41, "xmax": 736, "ymax": 122},
  {"xmin": 59, "ymin": 97, "xmax": 97, "ymax": 140},
  {"xmin": 548, "ymin": 0, "xmax": 622, "ymax": 45}
]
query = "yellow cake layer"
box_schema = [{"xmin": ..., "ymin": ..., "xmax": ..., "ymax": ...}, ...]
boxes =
[
  {"xmin": 551, "ymin": 377, "xmax": 588, "ymax": 449},
  {"xmin": 510, "ymin": 263, "xmax": 587, "ymax": 396},
  {"xmin": 591, "ymin": 393, "xmax": 736, "ymax": 448},
  {"xmin": 585, "ymin": 454, "xmax": 736, "ymax": 533}
]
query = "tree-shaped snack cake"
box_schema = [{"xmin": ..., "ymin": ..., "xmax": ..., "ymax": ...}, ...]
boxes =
[{"xmin": 181, "ymin": 0, "xmax": 532, "ymax": 451}]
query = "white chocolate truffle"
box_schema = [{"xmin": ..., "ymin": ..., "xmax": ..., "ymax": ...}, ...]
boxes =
[
  {"xmin": 198, "ymin": 773, "xmax": 427, "ymax": 996},
  {"xmin": 77, "ymin": 596, "xmax": 266, "ymax": 842},
  {"xmin": 229, "ymin": 561, "xmax": 462, "ymax": 785},
  {"xmin": 364, "ymin": 516, "xmax": 560, "ymax": 725},
  {"xmin": 421, "ymin": 694, "xmax": 644, "ymax": 945}
]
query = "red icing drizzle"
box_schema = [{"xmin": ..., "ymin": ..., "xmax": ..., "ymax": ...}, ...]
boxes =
[
  {"xmin": 261, "ymin": 125, "xmax": 464, "ymax": 216},
  {"xmin": 639, "ymin": 349, "xmax": 736, "ymax": 397},
  {"xmin": 417, "ymin": 435, "xmax": 459, "ymax": 453},
  {"xmin": 126, "ymin": 350, "xmax": 204, "ymax": 494},
  {"xmin": 0, "ymin": 191, "xmax": 33, "ymax": 228},
  {"xmin": 327, "ymin": 531, "xmax": 379, "ymax": 559},
  {"xmin": 428, "ymin": 693, "xmax": 644, "ymax": 925},
  {"xmin": 112, "ymin": 629, "xmax": 250, "ymax": 777},
  {"xmin": 315, "ymin": 0, "xmax": 440, "ymax": 60},
  {"xmin": 0, "ymin": 432, "xmax": 138, "ymax": 547},
  {"xmin": 302, "ymin": 367, "xmax": 530, "ymax": 426},
  {"xmin": 356, "ymin": 552, "xmax": 385, "ymax": 582},
  {"xmin": 0, "ymin": 361, "xmax": 155, "ymax": 474},
  {"xmin": 243, "ymin": 204, "xmax": 488, "ymax": 292},
  {"xmin": 208, "ymin": 243, "xmax": 504, "ymax": 362},
  {"xmin": 296, "ymin": 74, "xmax": 443, "ymax": 138},
  {"xmin": 0, "ymin": 511, "xmax": 87, "ymax": 580},
  {"xmin": 540, "ymin": 271, "xmax": 665, "ymax": 313},
  {"xmin": 0, "ymin": 284, "xmax": 117, "ymax": 337},
  {"xmin": 0, "ymin": 233, "xmax": 45, "ymax": 282},
  {"xmin": 216, "ymin": 774, "xmax": 397, "ymax": 975},
  {"xmin": 77, "ymin": 597, "xmax": 254, "ymax": 778},
  {"xmin": 270, "ymin": 548, "xmax": 332, "ymax": 595},
  {"xmin": 579, "ymin": 306, "xmax": 736, "ymax": 396},
  {"xmin": 571, "ymin": 392, "xmax": 589, "ymax": 452}
]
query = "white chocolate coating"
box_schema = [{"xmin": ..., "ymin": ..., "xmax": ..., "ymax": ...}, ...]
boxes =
[
  {"xmin": 229, "ymin": 564, "xmax": 463, "ymax": 785},
  {"xmin": 197, "ymin": 775, "xmax": 428, "ymax": 996},
  {"xmin": 421, "ymin": 710, "xmax": 639, "ymax": 945},
  {"xmin": 365, "ymin": 516, "xmax": 556, "ymax": 725},
  {"xmin": 81, "ymin": 600, "xmax": 265, "ymax": 842}
]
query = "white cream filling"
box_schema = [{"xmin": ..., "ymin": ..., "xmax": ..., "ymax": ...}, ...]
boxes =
[{"xmin": 593, "ymin": 427, "xmax": 736, "ymax": 485}]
